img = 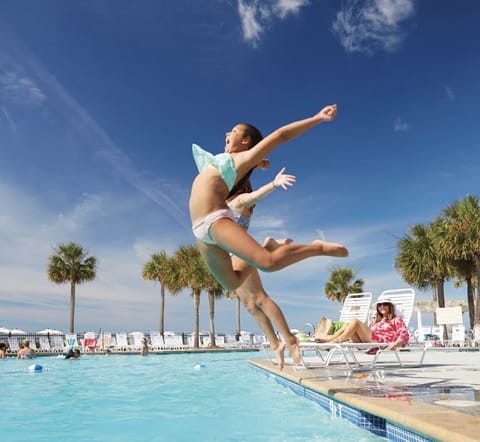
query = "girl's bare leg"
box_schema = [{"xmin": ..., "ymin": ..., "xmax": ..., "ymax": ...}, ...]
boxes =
[
  {"xmin": 234, "ymin": 266, "xmax": 300, "ymax": 366},
  {"xmin": 206, "ymin": 219, "xmax": 348, "ymax": 290},
  {"xmin": 236, "ymin": 290, "xmax": 286, "ymax": 369}
]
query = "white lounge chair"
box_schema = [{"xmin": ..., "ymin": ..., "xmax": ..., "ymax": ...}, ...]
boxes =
[
  {"xmin": 7, "ymin": 337, "xmax": 21, "ymax": 354},
  {"xmin": 50, "ymin": 335, "xmax": 65, "ymax": 353},
  {"xmin": 115, "ymin": 332, "xmax": 129, "ymax": 351},
  {"xmin": 449, "ymin": 324, "xmax": 466, "ymax": 347},
  {"xmin": 338, "ymin": 292, "xmax": 373, "ymax": 323},
  {"xmin": 163, "ymin": 334, "xmax": 184, "ymax": 349},
  {"xmin": 149, "ymin": 331, "xmax": 165, "ymax": 350},
  {"xmin": 37, "ymin": 336, "xmax": 52, "ymax": 352},
  {"xmin": 128, "ymin": 331, "xmax": 145, "ymax": 350}
]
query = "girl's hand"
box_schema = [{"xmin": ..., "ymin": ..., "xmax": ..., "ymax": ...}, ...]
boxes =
[
  {"xmin": 317, "ymin": 104, "xmax": 337, "ymax": 122},
  {"xmin": 273, "ymin": 167, "xmax": 296, "ymax": 190}
]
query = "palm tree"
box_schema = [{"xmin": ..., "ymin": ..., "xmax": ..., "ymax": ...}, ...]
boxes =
[
  {"xmin": 142, "ymin": 251, "xmax": 175, "ymax": 337},
  {"xmin": 203, "ymin": 268, "xmax": 225, "ymax": 347},
  {"xmin": 324, "ymin": 267, "xmax": 364, "ymax": 302},
  {"xmin": 442, "ymin": 195, "xmax": 480, "ymax": 324},
  {"xmin": 173, "ymin": 244, "xmax": 206, "ymax": 348},
  {"xmin": 47, "ymin": 242, "xmax": 97, "ymax": 333},
  {"xmin": 395, "ymin": 221, "xmax": 450, "ymax": 309}
]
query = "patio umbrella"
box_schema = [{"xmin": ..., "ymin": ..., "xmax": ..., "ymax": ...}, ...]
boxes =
[
  {"xmin": 37, "ymin": 328, "xmax": 64, "ymax": 335},
  {"xmin": 10, "ymin": 328, "xmax": 26, "ymax": 334},
  {"xmin": 0, "ymin": 326, "xmax": 10, "ymax": 334}
]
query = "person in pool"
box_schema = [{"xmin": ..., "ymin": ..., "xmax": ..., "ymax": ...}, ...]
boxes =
[
  {"xmin": 189, "ymin": 104, "xmax": 348, "ymax": 291},
  {"xmin": 226, "ymin": 166, "xmax": 300, "ymax": 369},
  {"xmin": 65, "ymin": 349, "xmax": 81, "ymax": 359},
  {"xmin": 0, "ymin": 342, "xmax": 6, "ymax": 358},
  {"xmin": 140, "ymin": 337, "xmax": 149, "ymax": 356},
  {"xmin": 17, "ymin": 340, "xmax": 36, "ymax": 359}
]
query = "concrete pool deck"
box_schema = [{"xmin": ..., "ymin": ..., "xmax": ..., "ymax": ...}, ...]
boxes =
[{"xmin": 249, "ymin": 348, "xmax": 480, "ymax": 442}]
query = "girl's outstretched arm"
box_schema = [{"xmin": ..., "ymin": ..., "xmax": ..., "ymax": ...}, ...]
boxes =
[
  {"xmin": 232, "ymin": 167, "xmax": 296, "ymax": 210},
  {"xmin": 237, "ymin": 105, "xmax": 337, "ymax": 175}
]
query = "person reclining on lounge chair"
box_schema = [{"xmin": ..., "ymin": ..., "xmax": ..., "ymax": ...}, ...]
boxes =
[{"xmin": 315, "ymin": 295, "xmax": 409, "ymax": 351}]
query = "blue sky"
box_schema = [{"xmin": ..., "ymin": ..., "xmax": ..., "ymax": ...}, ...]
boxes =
[{"xmin": 1, "ymin": 0, "xmax": 479, "ymax": 334}]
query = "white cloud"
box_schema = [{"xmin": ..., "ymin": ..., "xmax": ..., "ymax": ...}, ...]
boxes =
[
  {"xmin": 0, "ymin": 67, "xmax": 46, "ymax": 107},
  {"xmin": 394, "ymin": 116, "xmax": 409, "ymax": 131},
  {"xmin": 1, "ymin": 105, "xmax": 16, "ymax": 133},
  {"xmin": 46, "ymin": 193, "xmax": 104, "ymax": 233},
  {"xmin": 237, "ymin": 0, "xmax": 309, "ymax": 46},
  {"xmin": 273, "ymin": 0, "xmax": 310, "ymax": 19},
  {"xmin": 238, "ymin": 1, "xmax": 264, "ymax": 46},
  {"xmin": 332, "ymin": 0, "xmax": 415, "ymax": 55}
]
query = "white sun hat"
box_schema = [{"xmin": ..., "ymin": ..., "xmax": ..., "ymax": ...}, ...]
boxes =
[{"xmin": 375, "ymin": 294, "xmax": 395, "ymax": 306}]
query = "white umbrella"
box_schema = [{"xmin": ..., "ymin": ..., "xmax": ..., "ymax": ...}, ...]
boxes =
[
  {"xmin": 10, "ymin": 328, "xmax": 26, "ymax": 334},
  {"xmin": 37, "ymin": 328, "xmax": 64, "ymax": 335},
  {"xmin": 0, "ymin": 326, "xmax": 10, "ymax": 334}
]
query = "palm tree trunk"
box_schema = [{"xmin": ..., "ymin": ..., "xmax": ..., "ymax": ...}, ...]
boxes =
[
  {"xmin": 437, "ymin": 280, "xmax": 446, "ymax": 308},
  {"xmin": 236, "ymin": 296, "xmax": 241, "ymax": 339},
  {"xmin": 467, "ymin": 277, "xmax": 475, "ymax": 329},
  {"xmin": 475, "ymin": 258, "xmax": 480, "ymax": 324},
  {"xmin": 159, "ymin": 284, "xmax": 165, "ymax": 337},
  {"xmin": 208, "ymin": 291, "xmax": 216, "ymax": 347},
  {"xmin": 193, "ymin": 290, "xmax": 200, "ymax": 348},
  {"xmin": 432, "ymin": 283, "xmax": 438, "ymax": 325},
  {"xmin": 69, "ymin": 282, "xmax": 76, "ymax": 333}
]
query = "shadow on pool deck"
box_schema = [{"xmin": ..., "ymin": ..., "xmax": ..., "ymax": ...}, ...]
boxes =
[{"xmin": 249, "ymin": 348, "xmax": 480, "ymax": 442}]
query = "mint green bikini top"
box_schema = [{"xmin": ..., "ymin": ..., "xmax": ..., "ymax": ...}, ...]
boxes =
[{"xmin": 192, "ymin": 143, "xmax": 237, "ymax": 191}]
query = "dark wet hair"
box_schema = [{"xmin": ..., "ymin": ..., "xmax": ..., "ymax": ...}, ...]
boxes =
[
  {"xmin": 226, "ymin": 123, "xmax": 263, "ymax": 199},
  {"xmin": 241, "ymin": 123, "xmax": 263, "ymax": 148}
]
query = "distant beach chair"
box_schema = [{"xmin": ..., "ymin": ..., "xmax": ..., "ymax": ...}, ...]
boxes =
[
  {"xmin": 430, "ymin": 325, "xmax": 445, "ymax": 346},
  {"xmin": 7, "ymin": 337, "xmax": 20, "ymax": 354},
  {"xmin": 449, "ymin": 324, "xmax": 466, "ymax": 347},
  {"xmin": 83, "ymin": 332, "xmax": 98, "ymax": 352},
  {"xmin": 50, "ymin": 335, "xmax": 65, "ymax": 353},
  {"xmin": 163, "ymin": 334, "xmax": 184, "ymax": 349},
  {"xmin": 99, "ymin": 332, "xmax": 114, "ymax": 350},
  {"xmin": 65, "ymin": 334, "xmax": 79, "ymax": 351},
  {"xmin": 215, "ymin": 335, "xmax": 225, "ymax": 347},
  {"xmin": 225, "ymin": 334, "xmax": 239, "ymax": 348},
  {"xmin": 128, "ymin": 331, "xmax": 145, "ymax": 350},
  {"xmin": 38, "ymin": 336, "xmax": 52, "ymax": 352},
  {"xmin": 115, "ymin": 333, "xmax": 129, "ymax": 351},
  {"xmin": 149, "ymin": 331, "xmax": 165, "ymax": 350},
  {"xmin": 201, "ymin": 336, "xmax": 211, "ymax": 347}
]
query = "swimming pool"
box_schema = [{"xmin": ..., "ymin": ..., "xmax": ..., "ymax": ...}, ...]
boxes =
[{"xmin": 1, "ymin": 352, "xmax": 383, "ymax": 441}]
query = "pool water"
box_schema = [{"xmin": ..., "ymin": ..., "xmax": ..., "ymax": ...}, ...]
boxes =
[{"xmin": 1, "ymin": 352, "xmax": 383, "ymax": 441}]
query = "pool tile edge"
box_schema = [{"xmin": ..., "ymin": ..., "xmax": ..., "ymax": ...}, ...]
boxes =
[{"xmin": 249, "ymin": 359, "xmax": 480, "ymax": 442}]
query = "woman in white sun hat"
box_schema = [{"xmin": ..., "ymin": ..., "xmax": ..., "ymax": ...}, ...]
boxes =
[{"xmin": 316, "ymin": 294, "xmax": 410, "ymax": 351}]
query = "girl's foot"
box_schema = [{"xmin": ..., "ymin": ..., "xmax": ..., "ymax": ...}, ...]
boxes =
[
  {"xmin": 287, "ymin": 337, "xmax": 301, "ymax": 365},
  {"xmin": 272, "ymin": 341, "xmax": 286, "ymax": 370},
  {"xmin": 311, "ymin": 240, "xmax": 348, "ymax": 257}
]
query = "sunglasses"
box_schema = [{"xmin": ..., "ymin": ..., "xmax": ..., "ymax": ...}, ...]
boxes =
[{"xmin": 377, "ymin": 302, "xmax": 391, "ymax": 307}]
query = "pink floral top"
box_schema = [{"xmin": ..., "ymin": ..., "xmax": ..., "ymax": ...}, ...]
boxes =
[{"xmin": 369, "ymin": 316, "xmax": 410, "ymax": 346}]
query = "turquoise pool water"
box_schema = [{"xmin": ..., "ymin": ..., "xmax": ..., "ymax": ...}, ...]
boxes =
[{"xmin": 1, "ymin": 352, "xmax": 383, "ymax": 441}]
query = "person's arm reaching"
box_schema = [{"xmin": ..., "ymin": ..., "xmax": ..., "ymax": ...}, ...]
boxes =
[{"xmin": 231, "ymin": 167, "xmax": 296, "ymax": 210}]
